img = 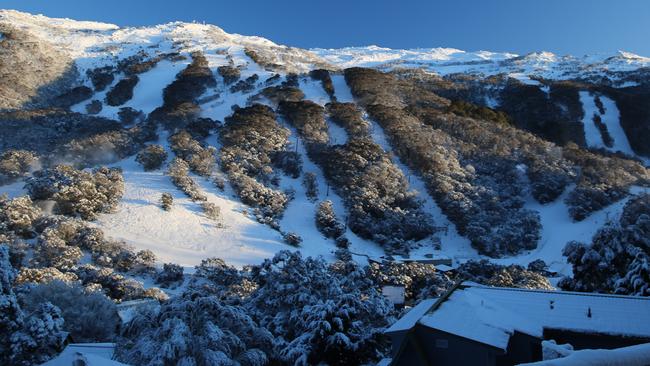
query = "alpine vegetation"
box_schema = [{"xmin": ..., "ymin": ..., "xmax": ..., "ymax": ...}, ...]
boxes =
[{"xmin": 2, "ymin": 9, "xmax": 650, "ymax": 366}]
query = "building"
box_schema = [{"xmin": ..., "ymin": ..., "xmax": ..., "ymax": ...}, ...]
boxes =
[
  {"xmin": 385, "ymin": 282, "xmax": 650, "ymax": 366},
  {"xmin": 41, "ymin": 343, "xmax": 126, "ymax": 366}
]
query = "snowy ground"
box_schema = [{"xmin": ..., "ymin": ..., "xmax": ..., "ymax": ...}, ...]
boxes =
[
  {"xmin": 3, "ymin": 9, "xmax": 650, "ymax": 273},
  {"xmin": 95, "ymin": 154, "xmax": 288, "ymax": 269},
  {"xmin": 0, "ymin": 180, "xmax": 27, "ymax": 199},
  {"xmin": 579, "ymin": 91, "xmax": 649, "ymax": 166}
]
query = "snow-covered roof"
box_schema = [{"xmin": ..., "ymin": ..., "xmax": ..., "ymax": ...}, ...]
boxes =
[
  {"xmin": 41, "ymin": 343, "xmax": 126, "ymax": 366},
  {"xmin": 385, "ymin": 298, "xmax": 438, "ymax": 333},
  {"xmin": 521, "ymin": 342, "xmax": 650, "ymax": 366},
  {"xmin": 417, "ymin": 283, "xmax": 650, "ymax": 350}
]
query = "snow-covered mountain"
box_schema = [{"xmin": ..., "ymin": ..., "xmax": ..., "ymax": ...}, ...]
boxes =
[
  {"xmin": 1, "ymin": 9, "xmax": 649, "ymax": 270},
  {"xmin": 1, "ymin": 9, "xmax": 650, "ymax": 366}
]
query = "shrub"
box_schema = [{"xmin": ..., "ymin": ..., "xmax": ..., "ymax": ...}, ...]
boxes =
[
  {"xmin": 156, "ymin": 263, "xmax": 184, "ymax": 286},
  {"xmin": 26, "ymin": 165, "xmax": 124, "ymax": 220},
  {"xmin": 167, "ymin": 158, "xmax": 207, "ymax": 202},
  {"xmin": 201, "ymin": 202, "xmax": 221, "ymax": 221},
  {"xmin": 303, "ymin": 172, "xmax": 318, "ymax": 201},
  {"xmin": 230, "ymin": 74, "xmax": 259, "ymax": 93},
  {"xmin": 457, "ymin": 260, "xmax": 553, "ymax": 290},
  {"xmin": 0, "ymin": 195, "xmax": 40, "ymax": 237},
  {"xmin": 105, "ymin": 75, "xmax": 139, "ymax": 106},
  {"xmin": 169, "ymin": 130, "xmax": 216, "ymax": 176},
  {"xmin": 315, "ymin": 200, "xmax": 344, "ymax": 239},
  {"xmin": 163, "ymin": 52, "xmax": 216, "ymax": 107},
  {"xmin": 282, "ymin": 232, "xmax": 302, "ymax": 246},
  {"xmin": 161, "ymin": 193, "xmax": 173, "ymax": 211},
  {"xmin": 85, "ymin": 99, "xmax": 102, "ymax": 114},
  {"xmin": 326, "ymin": 102, "xmax": 370, "ymax": 138},
  {"xmin": 118, "ymin": 107, "xmax": 144, "ymax": 124},
  {"xmin": 87, "ymin": 66, "xmax": 114, "ymax": 91},
  {"xmin": 560, "ymin": 194, "xmax": 650, "ymax": 295},
  {"xmin": 136, "ymin": 144, "xmax": 168, "ymax": 171},
  {"xmin": 219, "ymin": 105, "xmax": 292, "ymax": 223},
  {"xmin": 0, "ymin": 150, "xmax": 38, "ymax": 185},
  {"xmin": 217, "ymin": 65, "xmax": 240, "ymax": 85}
]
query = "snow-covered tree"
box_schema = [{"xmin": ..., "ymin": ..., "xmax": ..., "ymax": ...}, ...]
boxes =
[
  {"xmin": 22, "ymin": 280, "xmax": 120, "ymax": 342},
  {"xmin": 302, "ymin": 172, "xmax": 318, "ymax": 201},
  {"xmin": 315, "ymin": 200, "xmax": 345, "ymax": 239},
  {"xmin": 0, "ymin": 245, "xmax": 66, "ymax": 366},
  {"xmin": 161, "ymin": 192, "xmax": 173, "ymax": 211},
  {"xmin": 246, "ymin": 251, "xmax": 395, "ymax": 365},
  {"xmin": 0, "ymin": 150, "xmax": 38, "ymax": 185},
  {"xmin": 25, "ymin": 165, "xmax": 124, "ymax": 220},
  {"xmin": 0, "ymin": 195, "xmax": 40, "ymax": 237},
  {"xmin": 116, "ymin": 291, "xmax": 274, "ymax": 366},
  {"xmin": 156, "ymin": 263, "xmax": 184, "ymax": 287},
  {"xmin": 136, "ymin": 144, "xmax": 168, "ymax": 171},
  {"xmin": 560, "ymin": 194, "xmax": 650, "ymax": 295}
]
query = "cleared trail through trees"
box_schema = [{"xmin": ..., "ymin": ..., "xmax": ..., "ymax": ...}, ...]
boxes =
[
  {"xmin": 331, "ymin": 76, "xmax": 475, "ymax": 262},
  {"xmin": 277, "ymin": 77, "xmax": 385, "ymax": 262}
]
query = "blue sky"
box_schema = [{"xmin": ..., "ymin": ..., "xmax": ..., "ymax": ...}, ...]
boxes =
[{"xmin": 2, "ymin": 0, "xmax": 649, "ymax": 56}]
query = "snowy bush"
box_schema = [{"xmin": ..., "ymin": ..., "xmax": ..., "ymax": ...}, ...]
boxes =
[
  {"xmin": 563, "ymin": 143, "xmax": 649, "ymax": 221},
  {"xmin": 105, "ymin": 75, "xmax": 139, "ymax": 106},
  {"xmin": 22, "ymin": 280, "xmax": 120, "ymax": 342},
  {"xmin": 87, "ymin": 66, "xmax": 114, "ymax": 91},
  {"xmin": 85, "ymin": 99, "xmax": 102, "ymax": 114},
  {"xmin": 319, "ymin": 138, "xmax": 435, "ymax": 254},
  {"xmin": 362, "ymin": 101, "xmax": 543, "ymax": 256},
  {"xmin": 219, "ymin": 105, "xmax": 292, "ymax": 223},
  {"xmin": 0, "ymin": 195, "xmax": 40, "ymax": 238},
  {"xmin": 315, "ymin": 200, "xmax": 344, "ymax": 239},
  {"xmin": 32, "ymin": 223, "xmax": 84, "ymax": 270},
  {"xmin": 163, "ymin": 52, "xmax": 216, "ymax": 107},
  {"xmin": 282, "ymin": 231, "xmax": 302, "ymax": 246},
  {"xmin": 169, "ymin": 130, "xmax": 216, "ymax": 176},
  {"xmin": 217, "ymin": 65, "xmax": 240, "ymax": 85},
  {"xmin": 458, "ymin": 260, "xmax": 553, "ymax": 290},
  {"xmin": 136, "ymin": 144, "xmax": 168, "ymax": 171},
  {"xmin": 26, "ymin": 165, "xmax": 124, "ymax": 220},
  {"xmin": 202, "ymin": 202, "xmax": 221, "ymax": 221},
  {"xmin": 302, "ymin": 172, "xmax": 318, "ymax": 201},
  {"xmin": 167, "ymin": 158, "xmax": 207, "ymax": 201},
  {"xmin": 326, "ymin": 102, "xmax": 370, "ymax": 138},
  {"xmin": 230, "ymin": 74, "xmax": 259, "ymax": 93},
  {"xmin": 272, "ymin": 150, "xmax": 302, "ymax": 178},
  {"xmin": 57, "ymin": 129, "xmax": 139, "ymax": 167},
  {"xmin": 118, "ymin": 107, "xmax": 144, "ymax": 124},
  {"xmin": 367, "ymin": 261, "xmax": 453, "ymax": 302},
  {"xmin": 73, "ymin": 264, "xmax": 164, "ymax": 302},
  {"xmin": 257, "ymin": 85, "xmax": 304, "ymax": 105},
  {"xmin": 246, "ymin": 251, "xmax": 395, "ymax": 365},
  {"xmin": 278, "ymin": 100, "xmax": 330, "ymax": 147},
  {"xmin": 280, "ymin": 100, "xmax": 435, "ymax": 254},
  {"xmin": 161, "ymin": 192, "xmax": 173, "ymax": 211},
  {"xmin": 187, "ymin": 117, "xmax": 219, "ymax": 138},
  {"xmin": 15, "ymin": 267, "xmax": 78, "ymax": 285},
  {"xmin": 156, "ymin": 263, "xmax": 184, "ymax": 287},
  {"xmin": 0, "ymin": 150, "xmax": 37, "ymax": 185}
]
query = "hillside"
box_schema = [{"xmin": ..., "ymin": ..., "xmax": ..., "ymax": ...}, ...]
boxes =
[{"xmin": 1, "ymin": 10, "xmax": 650, "ymax": 365}]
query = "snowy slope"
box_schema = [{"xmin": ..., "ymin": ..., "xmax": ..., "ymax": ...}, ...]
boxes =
[
  {"xmin": 313, "ymin": 46, "xmax": 650, "ymax": 85},
  {"xmin": 3, "ymin": 9, "xmax": 650, "ymax": 85},
  {"xmin": 2, "ymin": 9, "xmax": 649, "ymax": 272}
]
